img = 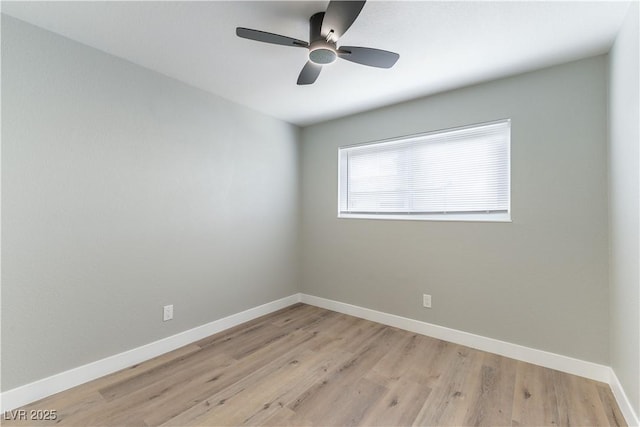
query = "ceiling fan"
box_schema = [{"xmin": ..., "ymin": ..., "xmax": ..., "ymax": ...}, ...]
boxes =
[{"xmin": 236, "ymin": 1, "xmax": 399, "ymax": 85}]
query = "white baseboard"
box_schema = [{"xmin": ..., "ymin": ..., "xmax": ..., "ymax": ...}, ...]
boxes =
[
  {"xmin": 300, "ymin": 293, "xmax": 611, "ymax": 382},
  {"xmin": 609, "ymin": 368, "xmax": 640, "ymax": 427},
  {"xmin": 301, "ymin": 294, "xmax": 640, "ymax": 426},
  {"xmin": 2, "ymin": 292, "xmax": 637, "ymax": 427},
  {"xmin": 0, "ymin": 293, "xmax": 302, "ymax": 412}
]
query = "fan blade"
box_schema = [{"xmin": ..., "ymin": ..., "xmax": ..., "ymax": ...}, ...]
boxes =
[
  {"xmin": 236, "ymin": 27, "xmax": 308, "ymax": 48},
  {"xmin": 338, "ymin": 46, "xmax": 399, "ymax": 68},
  {"xmin": 321, "ymin": 1, "xmax": 366, "ymax": 40},
  {"xmin": 297, "ymin": 61, "xmax": 322, "ymax": 85}
]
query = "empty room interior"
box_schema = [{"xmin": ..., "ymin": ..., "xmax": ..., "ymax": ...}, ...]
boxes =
[{"xmin": 1, "ymin": 0, "xmax": 639, "ymax": 426}]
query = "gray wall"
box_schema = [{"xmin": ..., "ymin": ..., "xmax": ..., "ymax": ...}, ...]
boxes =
[
  {"xmin": 301, "ymin": 56, "xmax": 609, "ymax": 364},
  {"xmin": 609, "ymin": 2, "xmax": 640, "ymax": 416},
  {"xmin": 1, "ymin": 16, "xmax": 300, "ymax": 391}
]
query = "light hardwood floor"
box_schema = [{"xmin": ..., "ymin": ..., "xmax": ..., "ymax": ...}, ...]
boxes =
[{"xmin": 3, "ymin": 303, "xmax": 626, "ymax": 426}]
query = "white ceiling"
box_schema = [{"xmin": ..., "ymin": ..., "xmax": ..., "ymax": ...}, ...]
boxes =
[{"xmin": 1, "ymin": 1, "xmax": 631, "ymax": 126}]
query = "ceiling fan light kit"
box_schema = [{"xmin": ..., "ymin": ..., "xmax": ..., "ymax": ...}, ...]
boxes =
[
  {"xmin": 236, "ymin": 0, "xmax": 399, "ymax": 85},
  {"xmin": 309, "ymin": 45, "xmax": 338, "ymax": 65}
]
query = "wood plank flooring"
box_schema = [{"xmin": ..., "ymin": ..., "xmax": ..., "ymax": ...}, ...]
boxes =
[{"xmin": 2, "ymin": 303, "xmax": 626, "ymax": 426}]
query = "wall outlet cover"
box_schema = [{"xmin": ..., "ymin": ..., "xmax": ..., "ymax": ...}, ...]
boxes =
[
  {"xmin": 163, "ymin": 305, "xmax": 174, "ymax": 321},
  {"xmin": 423, "ymin": 294, "xmax": 432, "ymax": 308}
]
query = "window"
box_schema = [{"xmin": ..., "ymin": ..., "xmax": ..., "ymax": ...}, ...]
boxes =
[{"xmin": 338, "ymin": 119, "xmax": 511, "ymax": 221}]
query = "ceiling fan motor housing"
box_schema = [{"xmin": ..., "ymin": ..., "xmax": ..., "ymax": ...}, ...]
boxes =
[
  {"xmin": 309, "ymin": 12, "xmax": 326, "ymax": 42},
  {"xmin": 308, "ymin": 12, "xmax": 337, "ymax": 65}
]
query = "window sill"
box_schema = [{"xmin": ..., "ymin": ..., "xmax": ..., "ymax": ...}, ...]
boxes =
[{"xmin": 337, "ymin": 212, "xmax": 512, "ymax": 222}]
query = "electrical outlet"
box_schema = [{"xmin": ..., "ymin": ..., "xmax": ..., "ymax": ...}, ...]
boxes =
[
  {"xmin": 423, "ymin": 294, "xmax": 432, "ymax": 308},
  {"xmin": 163, "ymin": 304, "xmax": 173, "ymax": 321}
]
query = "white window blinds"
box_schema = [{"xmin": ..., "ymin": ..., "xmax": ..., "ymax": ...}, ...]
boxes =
[{"xmin": 338, "ymin": 120, "xmax": 510, "ymax": 221}]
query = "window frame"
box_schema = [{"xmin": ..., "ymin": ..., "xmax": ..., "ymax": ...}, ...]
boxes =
[{"xmin": 337, "ymin": 119, "xmax": 512, "ymax": 222}]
